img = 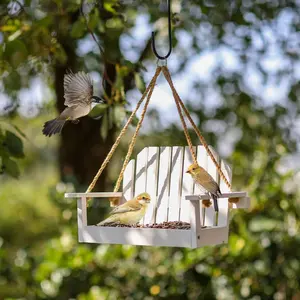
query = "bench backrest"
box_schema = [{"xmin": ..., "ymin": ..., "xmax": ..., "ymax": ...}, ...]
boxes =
[{"xmin": 122, "ymin": 146, "xmax": 231, "ymax": 227}]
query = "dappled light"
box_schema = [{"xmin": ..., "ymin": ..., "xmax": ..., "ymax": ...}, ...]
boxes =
[{"xmin": 0, "ymin": 0, "xmax": 300, "ymax": 299}]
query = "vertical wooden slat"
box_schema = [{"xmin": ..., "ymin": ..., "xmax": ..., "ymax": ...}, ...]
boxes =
[
  {"xmin": 219, "ymin": 159, "xmax": 232, "ymax": 227},
  {"xmin": 195, "ymin": 146, "xmax": 208, "ymax": 226},
  {"xmin": 190, "ymin": 200, "xmax": 201, "ymax": 248},
  {"xmin": 77, "ymin": 197, "xmax": 87, "ymax": 242},
  {"xmin": 144, "ymin": 147, "xmax": 159, "ymax": 224},
  {"xmin": 180, "ymin": 146, "xmax": 196, "ymax": 222},
  {"xmin": 156, "ymin": 147, "xmax": 172, "ymax": 223},
  {"xmin": 205, "ymin": 146, "xmax": 219, "ymax": 227},
  {"xmin": 168, "ymin": 147, "xmax": 184, "ymax": 222},
  {"xmin": 134, "ymin": 148, "xmax": 148, "ymax": 196},
  {"xmin": 123, "ymin": 159, "xmax": 135, "ymax": 201}
]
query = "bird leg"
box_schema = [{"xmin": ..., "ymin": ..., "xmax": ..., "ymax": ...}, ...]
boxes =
[{"xmin": 72, "ymin": 119, "xmax": 80, "ymax": 124}]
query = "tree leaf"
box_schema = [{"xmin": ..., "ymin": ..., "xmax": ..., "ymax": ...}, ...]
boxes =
[
  {"xmin": 2, "ymin": 157, "xmax": 20, "ymax": 178},
  {"xmin": 4, "ymin": 40, "xmax": 28, "ymax": 68},
  {"xmin": 134, "ymin": 72, "xmax": 146, "ymax": 93},
  {"xmin": 71, "ymin": 19, "xmax": 85, "ymax": 38},
  {"xmin": 113, "ymin": 105, "xmax": 126, "ymax": 127},
  {"xmin": 4, "ymin": 130, "xmax": 24, "ymax": 157},
  {"xmin": 11, "ymin": 124, "xmax": 26, "ymax": 138},
  {"xmin": 4, "ymin": 130, "xmax": 24, "ymax": 158},
  {"xmin": 100, "ymin": 112, "xmax": 108, "ymax": 141}
]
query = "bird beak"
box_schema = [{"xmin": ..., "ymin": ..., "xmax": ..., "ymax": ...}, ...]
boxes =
[{"xmin": 186, "ymin": 170, "xmax": 190, "ymax": 174}]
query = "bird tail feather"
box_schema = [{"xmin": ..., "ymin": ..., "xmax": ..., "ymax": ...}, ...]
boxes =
[{"xmin": 42, "ymin": 119, "xmax": 66, "ymax": 137}]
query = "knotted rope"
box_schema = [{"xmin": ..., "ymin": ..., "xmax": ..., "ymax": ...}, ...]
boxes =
[
  {"xmin": 162, "ymin": 66, "xmax": 232, "ymax": 190},
  {"xmin": 113, "ymin": 68, "xmax": 160, "ymax": 192},
  {"xmin": 87, "ymin": 65, "xmax": 231, "ymax": 195},
  {"xmin": 86, "ymin": 67, "xmax": 161, "ymax": 193},
  {"xmin": 162, "ymin": 68, "xmax": 197, "ymax": 164}
]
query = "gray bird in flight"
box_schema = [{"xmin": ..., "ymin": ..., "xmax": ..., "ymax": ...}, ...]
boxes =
[{"xmin": 43, "ymin": 71, "xmax": 105, "ymax": 137}]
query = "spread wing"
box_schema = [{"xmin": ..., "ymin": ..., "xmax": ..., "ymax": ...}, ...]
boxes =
[
  {"xmin": 110, "ymin": 200, "xmax": 141, "ymax": 215},
  {"xmin": 64, "ymin": 71, "xmax": 93, "ymax": 107}
]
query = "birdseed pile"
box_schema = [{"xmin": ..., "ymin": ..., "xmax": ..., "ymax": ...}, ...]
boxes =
[{"xmin": 99, "ymin": 221, "xmax": 191, "ymax": 230}]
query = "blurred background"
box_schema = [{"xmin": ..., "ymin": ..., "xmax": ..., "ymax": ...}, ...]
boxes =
[{"xmin": 1, "ymin": 0, "xmax": 300, "ymax": 299}]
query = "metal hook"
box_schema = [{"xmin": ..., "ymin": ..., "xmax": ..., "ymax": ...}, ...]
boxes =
[{"xmin": 151, "ymin": 0, "xmax": 172, "ymax": 60}]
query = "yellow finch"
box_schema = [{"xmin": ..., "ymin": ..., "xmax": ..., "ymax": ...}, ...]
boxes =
[
  {"xmin": 186, "ymin": 163, "xmax": 221, "ymax": 213},
  {"xmin": 97, "ymin": 192, "xmax": 151, "ymax": 226},
  {"xmin": 43, "ymin": 71, "xmax": 105, "ymax": 137}
]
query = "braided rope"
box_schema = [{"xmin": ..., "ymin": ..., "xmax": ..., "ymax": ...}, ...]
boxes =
[
  {"xmin": 113, "ymin": 70, "xmax": 159, "ymax": 192},
  {"xmin": 162, "ymin": 67, "xmax": 232, "ymax": 190},
  {"xmin": 86, "ymin": 67, "xmax": 162, "ymax": 193},
  {"xmin": 162, "ymin": 68, "xmax": 197, "ymax": 164}
]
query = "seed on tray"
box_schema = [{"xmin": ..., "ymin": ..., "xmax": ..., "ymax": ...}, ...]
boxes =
[{"xmin": 98, "ymin": 221, "xmax": 191, "ymax": 229}]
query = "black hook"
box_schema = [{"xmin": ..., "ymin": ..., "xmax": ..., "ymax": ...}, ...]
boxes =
[{"xmin": 151, "ymin": 0, "xmax": 172, "ymax": 60}]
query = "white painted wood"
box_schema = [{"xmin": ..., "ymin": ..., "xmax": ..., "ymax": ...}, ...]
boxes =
[
  {"xmin": 123, "ymin": 159, "xmax": 135, "ymax": 201},
  {"xmin": 71, "ymin": 145, "xmax": 250, "ymax": 249},
  {"xmin": 195, "ymin": 146, "xmax": 209, "ymax": 226},
  {"xmin": 78, "ymin": 224, "xmax": 228, "ymax": 248},
  {"xmin": 65, "ymin": 192, "xmax": 123, "ymax": 198},
  {"xmin": 134, "ymin": 148, "xmax": 148, "ymax": 196},
  {"xmin": 180, "ymin": 147, "xmax": 195, "ymax": 222},
  {"xmin": 205, "ymin": 147, "xmax": 219, "ymax": 226},
  {"xmin": 168, "ymin": 147, "xmax": 184, "ymax": 222},
  {"xmin": 218, "ymin": 159, "xmax": 231, "ymax": 227},
  {"xmin": 77, "ymin": 197, "xmax": 87, "ymax": 242},
  {"xmin": 80, "ymin": 226, "xmax": 191, "ymax": 247},
  {"xmin": 230, "ymin": 197, "xmax": 251, "ymax": 209},
  {"xmin": 185, "ymin": 191, "xmax": 248, "ymax": 201},
  {"xmin": 198, "ymin": 226, "xmax": 228, "ymax": 247},
  {"xmin": 189, "ymin": 200, "xmax": 201, "ymax": 248},
  {"xmin": 156, "ymin": 147, "xmax": 172, "ymax": 223},
  {"xmin": 144, "ymin": 147, "xmax": 159, "ymax": 224}
]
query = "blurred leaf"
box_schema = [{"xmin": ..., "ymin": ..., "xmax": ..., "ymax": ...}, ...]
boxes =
[
  {"xmin": 0, "ymin": 25, "xmax": 17, "ymax": 32},
  {"xmin": 100, "ymin": 112, "xmax": 108, "ymax": 141},
  {"xmin": 88, "ymin": 11, "xmax": 99, "ymax": 30},
  {"xmin": 4, "ymin": 40, "xmax": 28, "ymax": 67},
  {"xmin": 134, "ymin": 72, "xmax": 146, "ymax": 93},
  {"xmin": 104, "ymin": 3, "xmax": 117, "ymax": 14},
  {"xmin": 113, "ymin": 105, "xmax": 126, "ymax": 127},
  {"xmin": 11, "ymin": 124, "xmax": 26, "ymax": 139},
  {"xmin": 71, "ymin": 19, "xmax": 85, "ymax": 38},
  {"xmin": 249, "ymin": 217, "xmax": 278, "ymax": 232},
  {"xmin": 5, "ymin": 130, "xmax": 24, "ymax": 158},
  {"xmin": 2, "ymin": 156, "xmax": 20, "ymax": 178}
]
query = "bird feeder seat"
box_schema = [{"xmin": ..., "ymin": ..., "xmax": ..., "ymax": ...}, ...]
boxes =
[
  {"xmin": 65, "ymin": 145, "xmax": 250, "ymax": 248},
  {"xmin": 65, "ymin": 66, "xmax": 250, "ymax": 248}
]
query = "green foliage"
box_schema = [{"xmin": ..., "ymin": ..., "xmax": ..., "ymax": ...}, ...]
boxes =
[
  {"xmin": 0, "ymin": 127, "xmax": 25, "ymax": 178},
  {"xmin": 0, "ymin": 0, "xmax": 300, "ymax": 299}
]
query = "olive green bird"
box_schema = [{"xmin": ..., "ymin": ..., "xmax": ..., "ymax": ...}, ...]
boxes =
[
  {"xmin": 186, "ymin": 163, "xmax": 221, "ymax": 213},
  {"xmin": 97, "ymin": 193, "xmax": 151, "ymax": 226},
  {"xmin": 42, "ymin": 71, "xmax": 105, "ymax": 137}
]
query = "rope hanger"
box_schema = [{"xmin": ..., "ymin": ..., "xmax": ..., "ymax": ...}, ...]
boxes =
[
  {"xmin": 86, "ymin": 65, "xmax": 232, "ymax": 193},
  {"xmin": 86, "ymin": 0, "xmax": 232, "ymax": 194}
]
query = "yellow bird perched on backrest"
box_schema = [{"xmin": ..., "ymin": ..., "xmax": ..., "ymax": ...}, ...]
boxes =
[
  {"xmin": 97, "ymin": 192, "xmax": 151, "ymax": 226},
  {"xmin": 186, "ymin": 163, "xmax": 222, "ymax": 213}
]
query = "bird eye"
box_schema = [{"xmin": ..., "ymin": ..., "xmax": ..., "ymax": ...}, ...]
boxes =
[
  {"xmin": 142, "ymin": 197, "xmax": 145, "ymax": 199},
  {"xmin": 192, "ymin": 168, "xmax": 195, "ymax": 170}
]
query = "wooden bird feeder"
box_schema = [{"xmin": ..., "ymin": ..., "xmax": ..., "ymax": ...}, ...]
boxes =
[{"xmin": 65, "ymin": 66, "xmax": 250, "ymax": 248}]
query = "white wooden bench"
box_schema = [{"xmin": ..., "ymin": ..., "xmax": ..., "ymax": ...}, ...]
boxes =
[{"xmin": 65, "ymin": 145, "xmax": 250, "ymax": 248}]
